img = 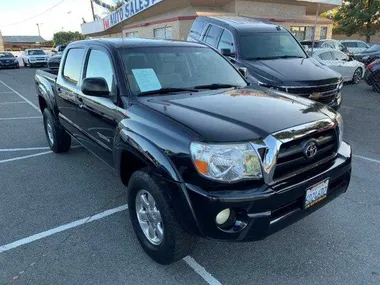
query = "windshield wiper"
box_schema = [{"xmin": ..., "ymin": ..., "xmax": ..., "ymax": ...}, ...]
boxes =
[
  {"xmin": 193, "ymin": 84, "xmax": 240, "ymax": 90},
  {"xmin": 273, "ymin": 55, "xmax": 305, "ymax": 59},
  {"xmin": 138, "ymin": 87, "xmax": 199, "ymax": 96}
]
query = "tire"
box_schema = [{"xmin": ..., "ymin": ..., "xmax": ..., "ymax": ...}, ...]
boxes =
[
  {"xmin": 128, "ymin": 170, "xmax": 197, "ymax": 264},
  {"xmin": 351, "ymin": 67, "xmax": 362, "ymax": 84},
  {"xmin": 43, "ymin": 108, "xmax": 71, "ymax": 153}
]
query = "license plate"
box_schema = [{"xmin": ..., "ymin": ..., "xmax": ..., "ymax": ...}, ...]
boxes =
[{"xmin": 304, "ymin": 179, "xmax": 329, "ymax": 209}]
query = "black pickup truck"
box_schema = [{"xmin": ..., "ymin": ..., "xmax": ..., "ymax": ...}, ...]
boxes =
[{"xmin": 35, "ymin": 38, "xmax": 352, "ymax": 265}]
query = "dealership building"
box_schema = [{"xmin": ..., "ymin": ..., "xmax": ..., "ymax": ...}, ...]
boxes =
[{"xmin": 82, "ymin": 0, "xmax": 340, "ymax": 41}]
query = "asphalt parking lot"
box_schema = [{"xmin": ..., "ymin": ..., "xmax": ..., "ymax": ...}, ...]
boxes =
[{"xmin": 0, "ymin": 68, "xmax": 379, "ymax": 285}]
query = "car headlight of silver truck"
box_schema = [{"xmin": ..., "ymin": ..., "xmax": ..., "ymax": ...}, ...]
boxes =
[
  {"xmin": 335, "ymin": 113, "xmax": 344, "ymax": 147},
  {"xmin": 190, "ymin": 142, "xmax": 262, "ymax": 182}
]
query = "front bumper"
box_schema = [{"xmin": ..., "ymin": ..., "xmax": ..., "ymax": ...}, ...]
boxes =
[
  {"xmin": 182, "ymin": 141, "xmax": 351, "ymax": 241},
  {"xmin": 0, "ymin": 62, "xmax": 19, "ymax": 68}
]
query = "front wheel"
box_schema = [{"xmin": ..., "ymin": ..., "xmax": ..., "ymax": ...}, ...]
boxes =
[
  {"xmin": 43, "ymin": 108, "xmax": 71, "ymax": 153},
  {"xmin": 352, "ymin": 68, "xmax": 362, "ymax": 84},
  {"xmin": 128, "ymin": 170, "xmax": 197, "ymax": 264}
]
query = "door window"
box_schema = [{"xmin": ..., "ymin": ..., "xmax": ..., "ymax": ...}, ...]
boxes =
[
  {"xmin": 203, "ymin": 25, "xmax": 222, "ymax": 47},
  {"xmin": 189, "ymin": 20, "xmax": 207, "ymax": 41},
  {"xmin": 319, "ymin": 51, "xmax": 333, "ymax": 61},
  {"xmin": 217, "ymin": 29, "xmax": 235, "ymax": 53},
  {"xmin": 342, "ymin": 42, "xmax": 357, "ymax": 48},
  {"xmin": 333, "ymin": 51, "xmax": 347, "ymax": 60},
  {"xmin": 85, "ymin": 49, "xmax": 114, "ymax": 93},
  {"xmin": 357, "ymin": 42, "xmax": 368, "ymax": 48},
  {"xmin": 63, "ymin": 49, "xmax": 85, "ymax": 84}
]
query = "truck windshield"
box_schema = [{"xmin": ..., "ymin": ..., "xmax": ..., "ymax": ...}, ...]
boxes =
[
  {"xmin": 240, "ymin": 32, "xmax": 307, "ymax": 60},
  {"xmin": 120, "ymin": 46, "xmax": 247, "ymax": 96},
  {"xmin": 28, "ymin": 50, "xmax": 45, "ymax": 55}
]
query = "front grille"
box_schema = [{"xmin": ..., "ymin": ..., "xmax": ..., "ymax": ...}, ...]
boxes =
[
  {"xmin": 286, "ymin": 84, "xmax": 338, "ymax": 95},
  {"xmin": 273, "ymin": 129, "xmax": 338, "ymax": 181},
  {"xmin": 280, "ymin": 83, "xmax": 339, "ymax": 105},
  {"xmin": 36, "ymin": 57, "xmax": 45, "ymax": 60}
]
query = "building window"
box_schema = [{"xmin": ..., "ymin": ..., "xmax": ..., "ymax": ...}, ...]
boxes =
[
  {"xmin": 320, "ymin": 27, "xmax": 328, "ymax": 40},
  {"xmin": 153, "ymin": 27, "xmax": 173, "ymax": 40},
  {"xmin": 290, "ymin": 26, "xmax": 306, "ymax": 41},
  {"xmin": 305, "ymin": 27, "xmax": 314, "ymax": 40},
  {"xmin": 125, "ymin": 31, "xmax": 139, "ymax": 38}
]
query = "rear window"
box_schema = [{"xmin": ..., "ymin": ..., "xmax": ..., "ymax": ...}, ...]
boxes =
[
  {"xmin": 188, "ymin": 20, "xmax": 207, "ymax": 40},
  {"xmin": 63, "ymin": 48, "xmax": 85, "ymax": 84},
  {"xmin": 28, "ymin": 50, "xmax": 45, "ymax": 55},
  {"xmin": 341, "ymin": 42, "xmax": 357, "ymax": 48}
]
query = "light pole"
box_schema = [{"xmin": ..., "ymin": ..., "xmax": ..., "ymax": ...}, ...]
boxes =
[{"xmin": 36, "ymin": 23, "xmax": 42, "ymax": 37}]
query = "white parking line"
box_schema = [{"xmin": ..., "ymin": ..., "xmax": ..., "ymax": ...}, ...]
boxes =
[
  {"xmin": 0, "ymin": 101, "xmax": 27, "ymax": 105},
  {"xmin": 0, "ymin": 147, "xmax": 51, "ymax": 152},
  {"xmin": 0, "ymin": 151, "xmax": 52, "ymax": 164},
  {"xmin": 354, "ymin": 154, "xmax": 380, "ymax": 164},
  {"xmin": 0, "ymin": 203, "xmax": 221, "ymax": 285},
  {"xmin": 0, "ymin": 116, "xmax": 42, "ymax": 121},
  {"xmin": 0, "ymin": 91, "xmax": 14, "ymax": 94},
  {"xmin": 184, "ymin": 256, "xmax": 222, "ymax": 285},
  {"xmin": 0, "ymin": 80, "xmax": 40, "ymax": 112},
  {"xmin": 0, "ymin": 205, "xmax": 129, "ymax": 254}
]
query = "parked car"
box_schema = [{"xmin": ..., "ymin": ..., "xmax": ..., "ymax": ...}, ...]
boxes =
[
  {"xmin": 310, "ymin": 49, "xmax": 364, "ymax": 84},
  {"xmin": 188, "ymin": 16, "xmax": 343, "ymax": 110},
  {"xmin": 354, "ymin": 44, "xmax": 380, "ymax": 65},
  {"xmin": 0, "ymin": 52, "xmax": 19, "ymax": 69},
  {"xmin": 364, "ymin": 59, "xmax": 380, "ymax": 92},
  {"xmin": 47, "ymin": 55, "xmax": 62, "ymax": 69},
  {"xmin": 340, "ymin": 40, "xmax": 369, "ymax": 54},
  {"xmin": 35, "ymin": 38, "xmax": 351, "ymax": 265},
  {"xmin": 51, "ymin": 44, "xmax": 67, "ymax": 56},
  {"xmin": 301, "ymin": 39, "xmax": 351, "ymax": 56},
  {"xmin": 22, "ymin": 49, "xmax": 49, "ymax": 67}
]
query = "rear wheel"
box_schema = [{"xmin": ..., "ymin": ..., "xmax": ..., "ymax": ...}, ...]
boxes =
[
  {"xmin": 352, "ymin": 68, "xmax": 362, "ymax": 84},
  {"xmin": 43, "ymin": 108, "xmax": 71, "ymax": 153},
  {"xmin": 128, "ymin": 170, "xmax": 197, "ymax": 264}
]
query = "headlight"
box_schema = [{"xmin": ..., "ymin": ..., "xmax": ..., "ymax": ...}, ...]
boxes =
[
  {"xmin": 190, "ymin": 142, "xmax": 262, "ymax": 182},
  {"xmin": 335, "ymin": 113, "xmax": 344, "ymax": 147},
  {"xmin": 338, "ymin": 80, "xmax": 344, "ymax": 91},
  {"xmin": 13, "ymin": 59, "xmax": 18, "ymax": 63},
  {"xmin": 362, "ymin": 56, "xmax": 369, "ymax": 60}
]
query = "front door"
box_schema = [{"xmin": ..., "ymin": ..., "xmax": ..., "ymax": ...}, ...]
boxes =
[{"xmin": 75, "ymin": 48, "xmax": 118, "ymax": 166}]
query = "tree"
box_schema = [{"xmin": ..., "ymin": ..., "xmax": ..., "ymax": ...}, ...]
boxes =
[
  {"xmin": 333, "ymin": 0, "xmax": 380, "ymax": 42},
  {"xmin": 53, "ymin": 31, "xmax": 86, "ymax": 45}
]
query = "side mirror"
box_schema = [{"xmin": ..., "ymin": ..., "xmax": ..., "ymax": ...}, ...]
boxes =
[
  {"xmin": 303, "ymin": 45, "xmax": 309, "ymax": 51},
  {"xmin": 221, "ymin": 48, "xmax": 235, "ymax": 57},
  {"xmin": 81, "ymin": 77, "xmax": 110, "ymax": 97},
  {"xmin": 238, "ymin": 67, "xmax": 249, "ymax": 79}
]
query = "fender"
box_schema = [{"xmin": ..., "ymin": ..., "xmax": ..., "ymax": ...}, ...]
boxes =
[
  {"xmin": 113, "ymin": 128, "xmax": 203, "ymax": 236},
  {"xmin": 114, "ymin": 129, "xmax": 182, "ymax": 183},
  {"xmin": 35, "ymin": 72, "xmax": 59, "ymax": 118}
]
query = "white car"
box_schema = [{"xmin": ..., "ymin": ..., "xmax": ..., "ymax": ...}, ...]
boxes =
[
  {"xmin": 22, "ymin": 49, "xmax": 49, "ymax": 67},
  {"xmin": 340, "ymin": 40, "xmax": 369, "ymax": 54},
  {"xmin": 310, "ymin": 48, "xmax": 365, "ymax": 84}
]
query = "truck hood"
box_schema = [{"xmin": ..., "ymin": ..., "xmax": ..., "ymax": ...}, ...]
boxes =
[
  {"xmin": 139, "ymin": 88, "xmax": 332, "ymax": 142},
  {"xmin": 243, "ymin": 57, "xmax": 341, "ymax": 86}
]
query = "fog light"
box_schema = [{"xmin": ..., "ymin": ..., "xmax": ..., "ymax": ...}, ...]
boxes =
[{"xmin": 216, "ymin": 208, "xmax": 231, "ymax": 225}]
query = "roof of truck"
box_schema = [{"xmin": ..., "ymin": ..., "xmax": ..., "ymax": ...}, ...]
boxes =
[
  {"xmin": 69, "ymin": 38, "xmax": 207, "ymax": 49},
  {"xmin": 201, "ymin": 16, "xmax": 287, "ymax": 33}
]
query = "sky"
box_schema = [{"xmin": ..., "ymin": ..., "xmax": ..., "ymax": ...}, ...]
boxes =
[{"xmin": 0, "ymin": 0, "xmax": 111, "ymax": 40}]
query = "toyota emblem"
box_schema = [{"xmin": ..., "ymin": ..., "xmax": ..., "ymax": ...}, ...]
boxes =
[{"xmin": 304, "ymin": 142, "xmax": 318, "ymax": 159}]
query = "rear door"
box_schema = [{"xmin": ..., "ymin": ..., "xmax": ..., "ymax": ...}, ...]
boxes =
[
  {"xmin": 56, "ymin": 47, "xmax": 86, "ymax": 135},
  {"xmin": 75, "ymin": 47, "xmax": 118, "ymax": 165},
  {"xmin": 202, "ymin": 24, "xmax": 223, "ymax": 48}
]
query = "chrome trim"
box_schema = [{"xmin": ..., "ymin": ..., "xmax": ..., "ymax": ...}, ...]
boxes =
[
  {"xmin": 278, "ymin": 81, "xmax": 342, "ymax": 89},
  {"xmin": 250, "ymin": 119, "xmax": 336, "ymax": 185}
]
